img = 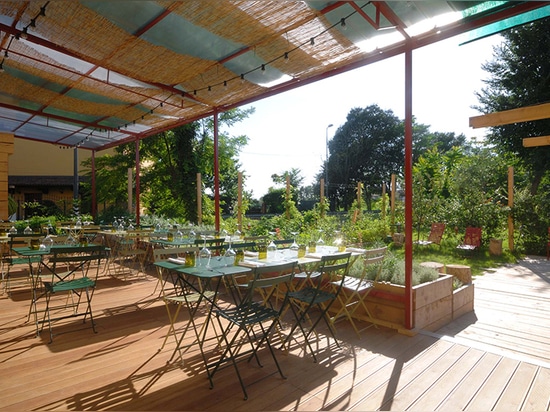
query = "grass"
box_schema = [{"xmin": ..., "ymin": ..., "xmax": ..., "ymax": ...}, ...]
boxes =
[{"xmin": 391, "ymin": 237, "xmax": 520, "ymax": 277}]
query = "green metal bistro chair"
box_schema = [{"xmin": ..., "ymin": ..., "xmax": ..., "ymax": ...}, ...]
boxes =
[
  {"xmin": 153, "ymin": 246, "xmax": 215, "ymax": 363},
  {"xmin": 209, "ymin": 260, "xmax": 296, "ymax": 400},
  {"xmin": 1, "ymin": 234, "xmax": 42, "ymax": 296},
  {"xmin": 39, "ymin": 245, "xmax": 104, "ymax": 343},
  {"xmin": 282, "ymin": 252, "xmax": 351, "ymax": 362},
  {"xmin": 329, "ymin": 247, "xmax": 386, "ymax": 337}
]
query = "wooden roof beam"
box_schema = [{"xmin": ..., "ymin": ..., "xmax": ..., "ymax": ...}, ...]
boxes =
[
  {"xmin": 522, "ymin": 135, "xmax": 550, "ymax": 147},
  {"xmin": 469, "ymin": 102, "xmax": 550, "ymax": 128}
]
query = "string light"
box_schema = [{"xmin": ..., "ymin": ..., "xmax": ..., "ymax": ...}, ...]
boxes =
[
  {"xmin": 340, "ymin": 18, "xmax": 347, "ymax": 30},
  {"xmin": 17, "ymin": 1, "xmax": 49, "ymax": 41},
  {"xmin": 41, "ymin": 1, "xmax": 373, "ymax": 145}
]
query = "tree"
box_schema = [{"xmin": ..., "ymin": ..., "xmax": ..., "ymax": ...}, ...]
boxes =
[
  {"xmin": 475, "ymin": 18, "xmax": 550, "ymax": 195},
  {"xmin": 262, "ymin": 169, "xmax": 304, "ymax": 214},
  {"xmin": 446, "ymin": 149, "xmax": 511, "ymax": 241},
  {"xmin": 82, "ymin": 108, "xmax": 253, "ymax": 222},
  {"xmin": 327, "ymin": 105, "xmax": 404, "ymax": 210},
  {"xmin": 412, "ymin": 146, "xmax": 466, "ymax": 238}
]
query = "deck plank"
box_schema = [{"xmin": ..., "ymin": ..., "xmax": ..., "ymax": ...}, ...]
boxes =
[{"xmin": 1, "ymin": 256, "xmax": 550, "ymax": 410}]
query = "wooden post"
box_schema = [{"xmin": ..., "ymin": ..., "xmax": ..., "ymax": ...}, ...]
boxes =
[
  {"xmin": 320, "ymin": 177, "xmax": 325, "ymax": 217},
  {"xmin": 237, "ymin": 172, "xmax": 242, "ymax": 232},
  {"xmin": 381, "ymin": 182, "xmax": 386, "ymax": 220},
  {"xmin": 508, "ymin": 166, "xmax": 514, "ymax": 251},
  {"xmin": 197, "ymin": 172, "xmax": 202, "ymax": 225},
  {"xmin": 286, "ymin": 175, "xmax": 291, "ymax": 219},
  {"xmin": 391, "ymin": 174, "xmax": 396, "ymax": 234},
  {"xmin": 357, "ymin": 182, "xmax": 362, "ymax": 209}
]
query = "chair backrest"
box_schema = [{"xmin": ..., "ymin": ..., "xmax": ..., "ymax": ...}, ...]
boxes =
[
  {"xmin": 273, "ymin": 239, "xmax": 294, "ymax": 248},
  {"xmin": 362, "ymin": 246, "xmax": 387, "ymax": 281},
  {"xmin": 230, "ymin": 241, "xmax": 257, "ymax": 251},
  {"xmin": 241, "ymin": 261, "xmax": 297, "ymax": 307},
  {"xmin": 427, "ymin": 223, "xmax": 445, "ymax": 244},
  {"xmin": 318, "ymin": 252, "xmax": 352, "ymax": 288},
  {"xmin": 153, "ymin": 246, "xmax": 199, "ymax": 263},
  {"xmin": 193, "ymin": 237, "xmax": 225, "ymax": 248},
  {"xmin": 47, "ymin": 245, "xmax": 104, "ymax": 281},
  {"xmin": 464, "ymin": 227, "xmax": 482, "ymax": 247},
  {"xmin": 243, "ymin": 235, "xmax": 268, "ymax": 242},
  {"xmin": 7, "ymin": 234, "xmax": 41, "ymax": 256}
]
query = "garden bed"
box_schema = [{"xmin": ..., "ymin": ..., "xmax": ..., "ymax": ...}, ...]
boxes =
[{"xmin": 332, "ymin": 273, "xmax": 474, "ymax": 333}]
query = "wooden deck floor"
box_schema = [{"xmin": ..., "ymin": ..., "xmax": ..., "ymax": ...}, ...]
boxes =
[{"xmin": 1, "ymin": 256, "xmax": 549, "ymax": 411}]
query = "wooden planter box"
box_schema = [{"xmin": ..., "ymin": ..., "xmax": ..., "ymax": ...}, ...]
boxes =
[
  {"xmin": 453, "ymin": 283, "xmax": 475, "ymax": 319},
  {"xmin": 332, "ymin": 273, "xmax": 474, "ymax": 333}
]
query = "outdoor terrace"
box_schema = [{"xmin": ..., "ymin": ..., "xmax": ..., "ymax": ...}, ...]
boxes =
[{"xmin": 1, "ymin": 255, "xmax": 549, "ymax": 411}]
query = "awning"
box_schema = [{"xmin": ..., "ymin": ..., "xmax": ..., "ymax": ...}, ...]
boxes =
[{"xmin": 1, "ymin": 1, "xmax": 548, "ymax": 151}]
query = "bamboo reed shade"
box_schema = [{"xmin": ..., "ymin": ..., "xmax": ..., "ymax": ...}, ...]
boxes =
[{"xmin": 0, "ymin": 1, "xmax": 547, "ymax": 150}]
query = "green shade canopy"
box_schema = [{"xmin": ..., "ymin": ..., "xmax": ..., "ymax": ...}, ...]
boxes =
[{"xmin": 0, "ymin": 1, "xmax": 548, "ymax": 151}]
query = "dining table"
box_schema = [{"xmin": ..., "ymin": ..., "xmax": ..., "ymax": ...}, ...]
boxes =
[
  {"xmin": 152, "ymin": 246, "xmax": 362, "ymax": 373},
  {"xmin": 153, "ymin": 256, "xmax": 253, "ymax": 366}
]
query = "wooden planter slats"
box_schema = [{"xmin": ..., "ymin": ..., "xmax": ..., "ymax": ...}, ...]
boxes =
[{"xmin": 330, "ymin": 273, "xmax": 475, "ymax": 334}]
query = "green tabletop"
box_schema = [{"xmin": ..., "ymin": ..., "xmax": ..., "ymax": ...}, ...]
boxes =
[
  {"xmin": 155, "ymin": 257, "xmax": 251, "ymax": 279},
  {"xmin": 13, "ymin": 243, "xmax": 104, "ymax": 257}
]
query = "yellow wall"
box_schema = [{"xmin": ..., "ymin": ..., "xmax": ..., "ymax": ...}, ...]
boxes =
[
  {"xmin": 0, "ymin": 133, "xmax": 14, "ymax": 219},
  {"xmin": 9, "ymin": 139, "xmax": 96, "ymax": 175}
]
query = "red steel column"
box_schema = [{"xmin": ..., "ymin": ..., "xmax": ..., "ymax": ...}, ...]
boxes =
[
  {"xmin": 404, "ymin": 47, "xmax": 414, "ymax": 330},
  {"xmin": 91, "ymin": 150, "xmax": 96, "ymax": 220},
  {"xmin": 135, "ymin": 139, "xmax": 141, "ymax": 226},
  {"xmin": 213, "ymin": 111, "xmax": 220, "ymax": 232}
]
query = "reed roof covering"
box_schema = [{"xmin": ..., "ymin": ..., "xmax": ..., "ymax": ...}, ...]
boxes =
[{"xmin": 0, "ymin": 1, "xmax": 548, "ymax": 151}]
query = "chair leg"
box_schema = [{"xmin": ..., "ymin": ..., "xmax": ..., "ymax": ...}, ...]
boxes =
[
  {"xmin": 209, "ymin": 315, "xmax": 250, "ymax": 400},
  {"xmin": 283, "ymin": 301, "xmax": 320, "ymax": 362}
]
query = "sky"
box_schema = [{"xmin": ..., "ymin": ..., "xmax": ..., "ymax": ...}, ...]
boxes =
[{"xmin": 224, "ymin": 33, "xmax": 502, "ymax": 199}]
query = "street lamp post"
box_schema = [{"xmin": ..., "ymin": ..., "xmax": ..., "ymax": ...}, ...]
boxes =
[{"xmin": 325, "ymin": 123, "xmax": 333, "ymax": 203}]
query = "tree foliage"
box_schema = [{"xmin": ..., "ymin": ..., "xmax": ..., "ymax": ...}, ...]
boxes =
[
  {"xmin": 263, "ymin": 168, "xmax": 304, "ymax": 214},
  {"xmin": 476, "ymin": 18, "xmax": 550, "ymax": 194},
  {"xmin": 83, "ymin": 108, "xmax": 253, "ymax": 223},
  {"xmin": 327, "ymin": 105, "xmax": 404, "ymax": 210}
]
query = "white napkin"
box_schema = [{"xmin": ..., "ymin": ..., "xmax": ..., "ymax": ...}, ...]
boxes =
[
  {"xmin": 244, "ymin": 251, "xmax": 259, "ymax": 258},
  {"xmin": 304, "ymin": 253, "xmax": 323, "ymax": 259},
  {"xmin": 168, "ymin": 257, "xmax": 186, "ymax": 265},
  {"xmin": 239, "ymin": 260, "xmax": 265, "ymax": 268},
  {"xmin": 345, "ymin": 247, "xmax": 366, "ymax": 253}
]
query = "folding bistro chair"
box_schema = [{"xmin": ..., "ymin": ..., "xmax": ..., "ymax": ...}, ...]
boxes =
[
  {"xmin": 456, "ymin": 227, "xmax": 482, "ymax": 255},
  {"xmin": 329, "ymin": 246, "xmax": 386, "ymax": 337},
  {"xmin": 39, "ymin": 245, "xmax": 104, "ymax": 343},
  {"xmin": 1, "ymin": 234, "xmax": 41, "ymax": 296},
  {"xmin": 415, "ymin": 223, "xmax": 445, "ymax": 247},
  {"xmin": 282, "ymin": 252, "xmax": 351, "ymax": 362},
  {"xmin": 153, "ymin": 246, "xmax": 215, "ymax": 361},
  {"xmin": 110, "ymin": 231, "xmax": 147, "ymax": 279},
  {"xmin": 209, "ymin": 260, "xmax": 296, "ymax": 400}
]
